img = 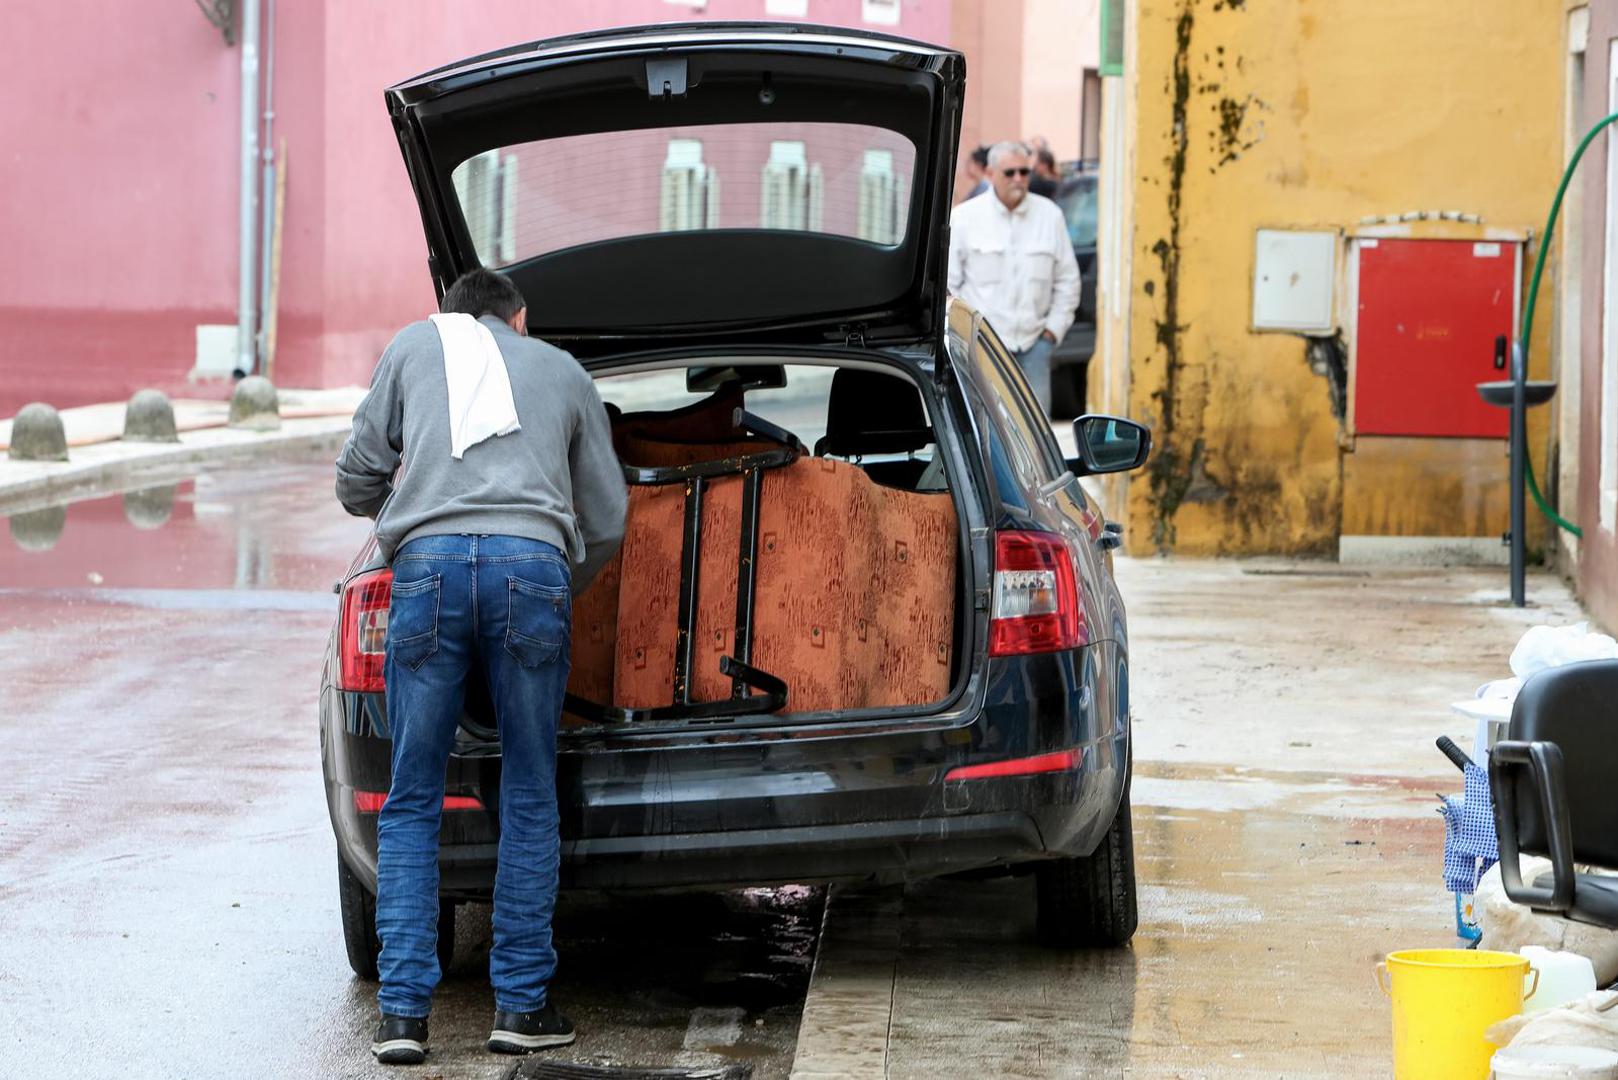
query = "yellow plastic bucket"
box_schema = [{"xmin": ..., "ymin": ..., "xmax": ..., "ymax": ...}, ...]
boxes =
[{"xmin": 1377, "ymin": 948, "xmax": 1540, "ymax": 1080}]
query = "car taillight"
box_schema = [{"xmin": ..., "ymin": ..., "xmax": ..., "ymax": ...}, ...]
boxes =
[
  {"xmin": 988, "ymin": 530, "xmax": 1086, "ymax": 656},
  {"xmin": 338, "ymin": 568, "xmax": 393, "ymax": 692}
]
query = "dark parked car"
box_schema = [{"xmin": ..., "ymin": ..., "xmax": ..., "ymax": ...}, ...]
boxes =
[
  {"xmin": 1049, "ymin": 168, "xmax": 1099, "ymax": 419},
  {"xmin": 321, "ymin": 23, "xmax": 1151, "ymax": 980}
]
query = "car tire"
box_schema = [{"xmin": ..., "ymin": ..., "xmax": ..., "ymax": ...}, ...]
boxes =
[
  {"xmin": 338, "ymin": 857, "xmax": 381, "ymax": 980},
  {"xmin": 1034, "ymin": 789, "xmax": 1139, "ymax": 948},
  {"xmin": 338, "ymin": 858, "xmax": 456, "ymax": 980}
]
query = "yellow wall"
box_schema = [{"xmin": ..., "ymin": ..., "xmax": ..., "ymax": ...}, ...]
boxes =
[{"xmin": 1112, "ymin": 0, "xmax": 1565, "ymax": 555}]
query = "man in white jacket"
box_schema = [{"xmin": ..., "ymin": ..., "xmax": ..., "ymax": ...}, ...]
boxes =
[{"xmin": 947, "ymin": 141, "xmax": 1081, "ymax": 415}]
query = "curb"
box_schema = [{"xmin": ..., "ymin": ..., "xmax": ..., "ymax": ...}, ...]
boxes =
[
  {"xmin": 0, "ymin": 416, "xmax": 351, "ymax": 516},
  {"xmin": 789, "ymin": 885, "xmax": 902, "ymax": 1080}
]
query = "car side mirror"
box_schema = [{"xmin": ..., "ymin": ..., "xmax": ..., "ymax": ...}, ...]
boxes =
[{"xmin": 1071, "ymin": 415, "xmax": 1151, "ymax": 475}]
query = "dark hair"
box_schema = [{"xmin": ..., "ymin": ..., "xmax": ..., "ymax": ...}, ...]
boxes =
[
  {"xmin": 970, "ymin": 145, "xmax": 990, "ymax": 168},
  {"xmin": 440, "ymin": 267, "xmax": 526, "ymax": 322},
  {"xmin": 1036, "ymin": 148, "xmax": 1057, "ymax": 171}
]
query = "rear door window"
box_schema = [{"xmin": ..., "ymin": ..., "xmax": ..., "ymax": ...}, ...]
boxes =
[{"xmin": 968, "ymin": 326, "xmax": 1067, "ymax": 490}]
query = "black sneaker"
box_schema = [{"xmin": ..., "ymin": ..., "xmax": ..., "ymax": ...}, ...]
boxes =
[
  {"xmin": 487, "ymin": 1002, "xmax": 576, "ymax": 1054},
  {"xmin": 371, "ymin": 1015, "xmax": 429, "ymax": 1065}
]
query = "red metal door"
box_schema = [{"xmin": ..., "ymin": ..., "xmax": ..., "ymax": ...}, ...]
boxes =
[{"xmin": 1353, "ymin": 237, "xmax": 1517, "ymax": 438}]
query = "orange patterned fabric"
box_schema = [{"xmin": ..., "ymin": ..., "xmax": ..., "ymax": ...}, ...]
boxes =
[
  {"xmin": 563, "ymin": 549, "xmax": 620, "ymax": 728},
  {"xmin": 564, "ymin": 387, "xmax": 958, "ymax": 719},
  {"xmin": 606, "ymin": 457, "xmax": 957, "ymax": 713}
]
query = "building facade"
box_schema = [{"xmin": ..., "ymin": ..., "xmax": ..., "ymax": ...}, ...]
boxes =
[
  {"xmin": 1092, "ymin": 0, "xmax": 1569, "ymax": 563},
  {"xmin": 0, "ymin": 0, "xmax": 1098, "ymax": 418},
  {"xmin": 1563, "ymin": 1, "xmax": 1618, "ymax": 631}
]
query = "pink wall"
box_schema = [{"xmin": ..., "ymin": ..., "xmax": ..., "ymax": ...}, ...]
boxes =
[
  {"xmin": 0, "ymin": 5, "xmax": 244, "ymax": 416},
  {"xmin": 0, "ymin": 1, "xmax": 948, "ymax": 416}
]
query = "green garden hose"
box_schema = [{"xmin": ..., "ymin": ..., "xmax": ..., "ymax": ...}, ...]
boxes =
[{"xmin": 1518, "ymin": 111, "xmax": 1618, "ymax": 539}]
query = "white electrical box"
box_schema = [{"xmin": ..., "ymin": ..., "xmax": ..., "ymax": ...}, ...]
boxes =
[
  {"xmin": 193, "ymin": 324, "xmax": 240, "ymax": 377},
  {"xmin": 1252, "ymin": 229, "xmax": 1337, "ymax": 334}
]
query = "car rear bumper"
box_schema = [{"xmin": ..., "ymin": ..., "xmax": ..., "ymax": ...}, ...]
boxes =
[
  {"xmin": 354, "ymin": 810, "xmax": 1046, "ymax": 896},
  {"xmin": 327, "ymin": 753, "xmax": 1122, "ymax": 898},
  {"xmin": 322, "ymin": 640, "xmax": 1129, "ymax": 896}
]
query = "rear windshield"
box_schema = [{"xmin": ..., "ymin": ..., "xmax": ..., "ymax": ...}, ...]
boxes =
[{"xmin": 451, "ymin": 122, "xmax": 917, "ymax": 267}]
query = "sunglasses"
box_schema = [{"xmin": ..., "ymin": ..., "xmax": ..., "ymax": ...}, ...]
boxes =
[{"xmin": 1001, "ymin": 167, "xmax": 1031, "ymax": 178}]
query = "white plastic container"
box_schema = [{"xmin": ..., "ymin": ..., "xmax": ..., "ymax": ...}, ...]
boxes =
[
  {"xmin": 1521, "ymin": 947, "xmax": 1600, "ymax": 1014},
  {"xmin": 1490, "ymin": 1045, "xmax": 1618, "ymax": 1079}
]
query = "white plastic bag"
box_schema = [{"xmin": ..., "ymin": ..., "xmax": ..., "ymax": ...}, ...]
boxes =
[
  {"xmin": 1510, "ymin": 623, "xmax": 1618, "ymax": 679},
  {"xmin": 1486, "ymin": 991, "xmax": 1618, "ymax": 1054},
  {"xmin": 1477, "ymin": 859, "xmax": 1618, "ymax": 985}
]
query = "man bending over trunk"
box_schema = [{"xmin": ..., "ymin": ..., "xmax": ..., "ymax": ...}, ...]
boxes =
[{"xmin": 336, "ymin": 267, "xmax": 626, "ymax": 1065}]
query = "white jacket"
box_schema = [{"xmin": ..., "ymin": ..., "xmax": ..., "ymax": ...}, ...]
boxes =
[{"xmin": 947, "ymin": 192, "xmax": 1081, "ymax": 352}]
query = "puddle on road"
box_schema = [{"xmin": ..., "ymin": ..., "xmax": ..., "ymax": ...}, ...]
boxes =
[
  {"xmin": 871, "ymin": 803, "xmax": 1450, "ymax": 1078},
  {"xmin": 1, "ymin": 456, "xmax": 370, "ymax": 594},
  {"xmin": 426, "ymin": 886, "xmax": 824, "ymax": 1077},
  {"xmin": 551, "ymin": 886, "xmax": 822, "ymax": 1013}
]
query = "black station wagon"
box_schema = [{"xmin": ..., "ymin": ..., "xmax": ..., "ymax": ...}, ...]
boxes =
[{"xmin": 320, "ymin": 22, "xmax": 1152, "ymax": 979}]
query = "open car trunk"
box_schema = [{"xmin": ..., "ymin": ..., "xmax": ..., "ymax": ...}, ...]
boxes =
[{"xmin": 566, "ymin": 386, "xmax": 961, "ymax": 727}]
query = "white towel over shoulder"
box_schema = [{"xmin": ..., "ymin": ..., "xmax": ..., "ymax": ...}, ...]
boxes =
[{"xmin": 430, "ymin": 312, "xmax": 521, "ymax": 459}]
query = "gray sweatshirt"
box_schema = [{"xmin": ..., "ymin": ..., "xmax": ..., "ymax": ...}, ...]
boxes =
[{"xmin": 335, "ymin": 315, "xmax": 627, "ymax": 589}]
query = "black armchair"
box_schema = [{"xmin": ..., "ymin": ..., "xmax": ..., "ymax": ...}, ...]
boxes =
[{"xmin": 1489, "ymin": 659, "xmax": 1618, "ymax": 928}]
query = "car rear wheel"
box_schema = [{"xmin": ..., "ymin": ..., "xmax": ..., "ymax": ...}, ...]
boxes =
[
  {"xmin": 338, "ymin": 857, "xmax": 456, "ymax": 979},
  {"xmin": 1034, "ymin": 789, "xmax": 1139, "ymax": 947}
]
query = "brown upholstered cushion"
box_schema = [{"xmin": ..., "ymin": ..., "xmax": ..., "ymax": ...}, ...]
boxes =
[
  {"xmin": 618, "ymin": 436, "xmax": 778, "ymax": 469},
  {"xmin": 565, "ymin": 385, "xmax": 958, "ymax": 721},
  {"xmin": 612, "ymin": 387, "xmax": 745, "ymax": 457},
  {"xmin": 611, "ymin": 457, "xmax": 956, "ymax": 713},
  {"xmin": 563, "ymin": 549, "xmax": 621, "ymax": 728}
]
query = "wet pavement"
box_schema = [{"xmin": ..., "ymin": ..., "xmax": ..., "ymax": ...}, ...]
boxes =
[
  {"xmin": 789, "ymin": 558, "xmax": 1589, "ymax": 1078},
  {"xmin": 0, "ymin": 455, "xmax": 1598, "ymax": 1078},
  {"xmin": 0, "ymin": 457, "xmax": 817, "ymax": 1079}
]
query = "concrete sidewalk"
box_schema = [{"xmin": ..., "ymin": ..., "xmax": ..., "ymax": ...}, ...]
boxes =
[
  {"xmin": 0, "ymin": 387, "xmax": 365, "ymax": 514},
  {"xmin": 790, "ymin": 558, "xmax": 1592, "ymax": 1078}
]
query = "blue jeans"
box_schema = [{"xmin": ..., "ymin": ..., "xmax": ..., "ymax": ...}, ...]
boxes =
[
  {"xmin": 375, "ymin": 534, "xmax": 571, "ymax": 1018},
  {"xmin": 1015, "ymin": 336, "xmax": 1055, "ymax": 416}
]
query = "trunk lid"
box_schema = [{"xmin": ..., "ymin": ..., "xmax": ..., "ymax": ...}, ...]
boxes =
[{"xmin": 385, "ymin": 23, "xmax": 965, "ymax": 357}]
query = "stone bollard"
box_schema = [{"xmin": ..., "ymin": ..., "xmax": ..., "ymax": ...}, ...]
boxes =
[
  {"xmin": 228, "ymin": 376, "xmax": 281, "ymax": 431},
  {"xmin": 8, "ymin": 402, "xmax": 68, "ymax": 462},
  {"xmin": 123, "ymin": 389, "xmax": 179, "ymax": 443}
]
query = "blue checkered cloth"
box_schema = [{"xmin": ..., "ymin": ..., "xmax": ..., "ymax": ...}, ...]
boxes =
[{"xmin": 1440, "ymin": 760, "xmax": 1499, "ymax": 893}]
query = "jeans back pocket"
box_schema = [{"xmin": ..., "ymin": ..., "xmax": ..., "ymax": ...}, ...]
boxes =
[
  {"xmin": 388, "ymin": 573, "xmax": 441, "ymax": 670},
  {"xmin": 506, "ymin": 576, "xmax": 568, "ymax": 668}
]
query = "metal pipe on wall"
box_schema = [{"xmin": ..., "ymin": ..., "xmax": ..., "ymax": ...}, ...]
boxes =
[
  {"xmin": 237, "ymin": 0, "xmax": 262, "ymax": 378},
  {"xmin": 1509, "ymin": 342, "xmax": 1527, "ymax": 607},
  {"xmin": 257, "ymin": 0, "xmax": 276, "ymax": 371}
]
